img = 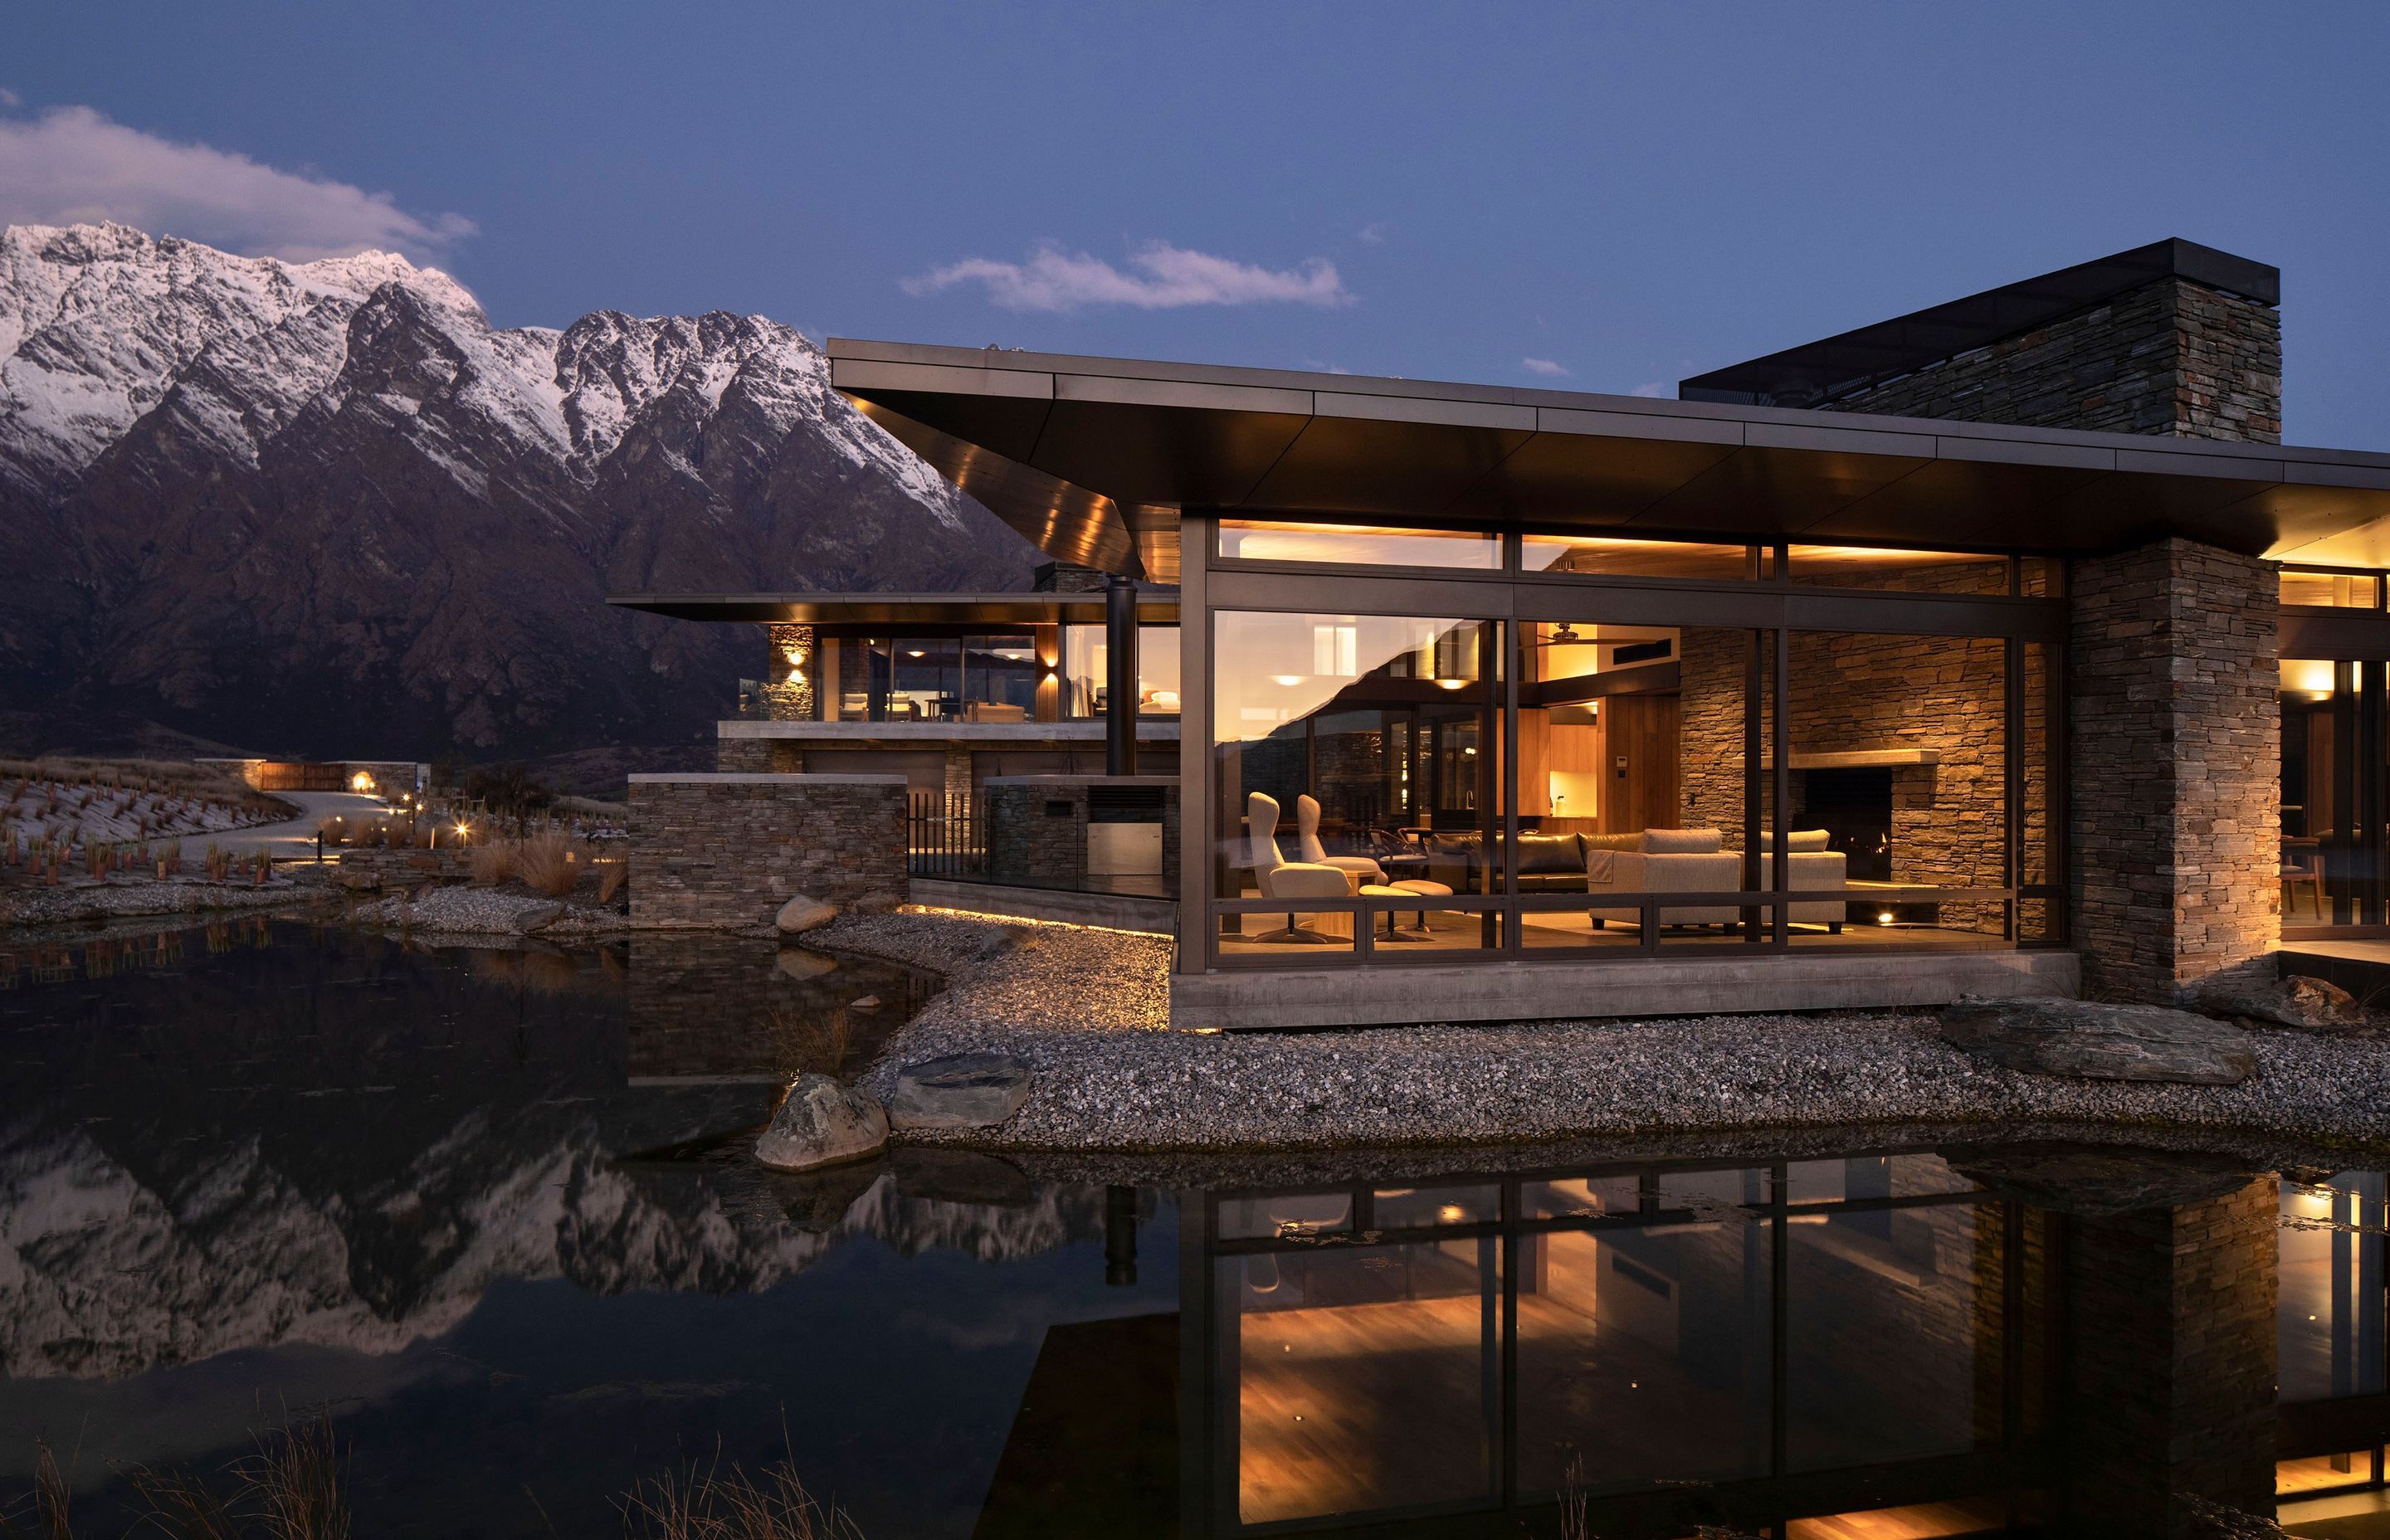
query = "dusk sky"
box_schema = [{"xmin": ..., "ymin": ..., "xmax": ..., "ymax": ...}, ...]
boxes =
[{"xmin": 11, "ymin": 2, "xmax": 2387, "ymax": 446}]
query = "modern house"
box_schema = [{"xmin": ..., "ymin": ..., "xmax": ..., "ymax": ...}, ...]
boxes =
[{"xmin": 619, "ymin": 240, "xmax": 2390, "ymax": 1029}]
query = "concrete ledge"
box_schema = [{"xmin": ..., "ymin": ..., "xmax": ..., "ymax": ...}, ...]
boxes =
[
  {"xmin": 628, "ymin": 772, "xmax": 907, "ymax": 785},
  {"xmin": 909, "ymin": 878, "xmax": 1175, "ymax": 934},
  {"xmin": 1169, "ymin": 949, "xmax": 2080, "ymax": 1030}
]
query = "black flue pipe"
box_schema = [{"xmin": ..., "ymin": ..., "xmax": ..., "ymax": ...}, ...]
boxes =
[{"xmin": 1105, "ymin": 577, "xmax": 1138, "ymax": 776}]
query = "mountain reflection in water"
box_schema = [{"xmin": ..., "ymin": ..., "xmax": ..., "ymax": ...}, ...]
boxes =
[{"xmin": 0, "ymin": 924, "xmax": 2386, "ymax": 1539}]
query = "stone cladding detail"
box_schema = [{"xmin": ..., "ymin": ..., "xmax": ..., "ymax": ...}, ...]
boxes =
[
  {"xmin": 1813, "ymin": 278, "xmax": 2281, "ymax": 445},
  {"xmin": 987, "ymin": 779, "xmax": 1179, "ymax": 891},
  {"xmin": 2060, "ymin": 1177, "xmax": 2277, "ymax": 1535},
  {"xmin": 2070, "ymin": 539, "xmax": 2280, "ymax": 1001},
  {"xmin": 627, "ymin": 774, "xmax": 905, "ymax": 928}
]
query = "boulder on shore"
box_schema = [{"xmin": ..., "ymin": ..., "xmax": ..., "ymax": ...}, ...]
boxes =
[
  {"xmin": 773, "ymin": 948, "xmax": 837, "ymax": 982},
  {"xmin": 890, "ymin": 1051, "xmax": 1033, "ymax": 1131},
  {"xmin": 1940, "ymin": 996, "xmax": 2256, "ymax": 1085},
  {"xmin": 512, "ymin": 899, "xmax": 566, "ymax": 934},
  {"xmin": 754, "ymin": 1074, "xmax": 889, "ymax": 1170},
  {"xmin": 2187, "ymin": 973, "xmax": 2364, "ymax": 1032},
  {"xmin": 776, "ymin": 894, "xmax": 836, "ymax": 934}
]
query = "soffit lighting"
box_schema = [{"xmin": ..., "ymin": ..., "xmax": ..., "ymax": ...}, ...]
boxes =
[
  {"xmin": 1436, "ymin": 678, "xmax": 1467, "ymax": 690},
  {"xmin": 1271, "ymin": 674, "xmax": 1303, "ymax": 687}
]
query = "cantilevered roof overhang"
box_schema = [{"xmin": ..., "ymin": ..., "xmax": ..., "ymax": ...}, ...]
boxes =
[
  {"xmin": 827, "ymin": 337, "xmax": 2390, "ymax": 578},
  {"xmin": 607, "ymin": 591, "xmax": 1179, "ymax": 625}
]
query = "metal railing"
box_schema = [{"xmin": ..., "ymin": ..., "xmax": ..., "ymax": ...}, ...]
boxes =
[{"xmin": 907, "ymin": 792, "xmax": 987, "ymax": 880}]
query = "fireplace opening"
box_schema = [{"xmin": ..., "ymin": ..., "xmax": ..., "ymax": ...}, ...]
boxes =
[{"xmin": 1796, "ymin": 767, "xmax": 1893, "ymax": 883}]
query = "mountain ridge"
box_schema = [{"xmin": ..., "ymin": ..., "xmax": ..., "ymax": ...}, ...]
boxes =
[{"xmin": 0, "ymin": 222, "xmax": 1032, "ymax": 763}]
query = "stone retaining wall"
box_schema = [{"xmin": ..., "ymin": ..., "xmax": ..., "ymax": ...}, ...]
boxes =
[{"xmin": 628, "ymin": 773, "xmax": 906, "ymax": 928}]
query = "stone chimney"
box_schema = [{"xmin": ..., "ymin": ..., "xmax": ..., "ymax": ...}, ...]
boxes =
[{"xmin": 1681, "ymin": 239, "xmax": 2281, "ymax": 444}]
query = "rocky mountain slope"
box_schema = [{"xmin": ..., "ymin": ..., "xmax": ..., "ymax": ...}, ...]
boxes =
[{"xmin": 0, "ymin": 223, "xmax": 1032, "ymax": 762}]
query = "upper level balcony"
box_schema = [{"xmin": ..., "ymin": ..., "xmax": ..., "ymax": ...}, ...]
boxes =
[{"xmin": 728, "ymin": 619, "xmax": 1180, "ymax": 727}]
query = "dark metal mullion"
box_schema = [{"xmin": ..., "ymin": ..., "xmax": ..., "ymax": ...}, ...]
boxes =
[
  {"xmin": 1744, "ymin": 630, "xmax": 1764, "ymax": 944},
  {"xmin": 1501, "ymin": 1176, "xmax": 1521, "ymax": 1509},
  {"xmin": 2339, "ymin": 663, "xmax": 2362, "ymax": 926},
  {"xmin": 1773, "ymin": 626, "xmax": 1791, "ymax": 948},
  {"xmin": 1770, "ymin": 1160, "xmax": 1790, "ymax": 1482},
  {"xmin": 1504, "ymin": 618, "xmax": 1520, "ymax": 958},
  {"xmin": 2005, "ymin": 637, "xmax": 2026, "ymax": 942},
  {"xmin": 2367, "ymin": 660, "xmax": 2386, "ymax": 926}
]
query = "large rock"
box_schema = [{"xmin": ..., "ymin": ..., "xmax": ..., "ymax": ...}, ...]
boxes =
[
  {"xmin": 773, "ymin": 947, "xmax": 837, "ymax": 982},
  {"xmin": 754, "ymin": 1073, "xmax": 888, "ymax": 1170},
  {"xmin": 1941, "ymin": 996, "xmax": 2257, "ymax": 1084},
  {"xmin": 512, "ymin": 900, "xmax": 566, "ymax": 934},
  {"xmin": 769, "ymin": 1157, "xmax": 885, "ymax": 1231},
  {"xmin": 776, "ymin": 894, "xmax": 836, "ymax": 934},
  {"xmin": 1943, "ymin": 1141, "xmax": 2260, "ymax": 1216},
  {"xmin": 889, "ymin": 1052, "xmax": 1033, "ymax": 1131},
  {"xmin": 2187, "ymin": 973, "xmax": 2364, "ymax": 1032}
]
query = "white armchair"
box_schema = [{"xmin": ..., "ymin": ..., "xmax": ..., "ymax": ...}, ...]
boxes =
[
  {"xmin": 1295, "ymin": 794, "xmax": 1386, "ymax": 885},
  {"xmin": 1246, "ymin": 792, "xmax": 1350, "ymax": 944}
]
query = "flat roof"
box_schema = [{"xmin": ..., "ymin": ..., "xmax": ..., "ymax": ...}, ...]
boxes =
[
  {"xmin": 607, "ymin": 591, "xmax": 1179, "ymax": 624},
  {"xmin": 827, "ymin": 336, "xmax": 2390, "ymax": 576},
  {"xmin": 1679, "ymin": 238, "xmax": 2280, "ymax": 409}
]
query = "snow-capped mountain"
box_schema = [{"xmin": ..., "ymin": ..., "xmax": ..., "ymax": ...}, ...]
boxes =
[{"xmin": 0, "ymin": 222, "xmax": 1032, "ymax": 760}]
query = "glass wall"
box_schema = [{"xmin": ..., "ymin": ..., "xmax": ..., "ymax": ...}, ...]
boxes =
[
  {"xmin": 1062, "ymin": 623, "xmax": 1182, "ymax": 718},
  {"xmin": 1213, "ymin": 612, "xmax": 1500, "ymax": 958},
  {"xmin": 1204, "ymin": 1152, "xmax": 2017, "ymax": 1531},
  {"xmin": 1217, "ymin": 519, "xmax": 1500, "ymax": 568},
  {"xmin": 2280, "ymin": 658, "xmax": 2384, "ymax": 930},
  {"xmin": 1201, "ymin": 525, "xmax": 2062, "ymax": 967}
]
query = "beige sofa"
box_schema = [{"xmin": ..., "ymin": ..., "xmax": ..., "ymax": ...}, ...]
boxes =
[{"xmin": 1587, "ymin": 828, "xmax": 1849, "ymax": 932}]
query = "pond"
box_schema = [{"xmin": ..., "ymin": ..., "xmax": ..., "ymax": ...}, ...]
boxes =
[{"xmin": 0, "ymin": 922, "xmax": 2385, "ymax": 1538}]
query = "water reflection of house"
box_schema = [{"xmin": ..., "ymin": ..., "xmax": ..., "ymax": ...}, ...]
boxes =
[
  {"xmin": 977, "ymin": 1152, "xmax": 2390, "ymax": 1540},
  {"xmin": 617, "ymin": 240, "xmax": 2390, "ymax": 1029}
]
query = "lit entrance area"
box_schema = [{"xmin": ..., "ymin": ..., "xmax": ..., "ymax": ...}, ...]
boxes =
[{"xmin": 1203, "ymin": 529, "xmax": 2062, "ymax": 969}]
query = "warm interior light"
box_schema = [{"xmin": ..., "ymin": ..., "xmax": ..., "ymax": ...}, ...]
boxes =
[
  {"xmin": 1875, "ymin": 909, "xmax": 1895, "ymax": 926},
  {"xmin": 1271, "ymin": 674, "xmax": 1303, "ymax": 687},
  {"xmin": 906, "ymin": 649, "xmax": 924, "ymax": 659},
  {"xmin": 1435, "ymin": 678, "xmax": 1467, "ymax": 690},
  {"xmin": 2283, "ymin": 658, "xmax": 2337, "ymax": 699}
]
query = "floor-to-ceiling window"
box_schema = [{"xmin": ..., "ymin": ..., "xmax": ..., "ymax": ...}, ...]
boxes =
[
  {"xmin": 2280, "ymin": 567, "xmax": 2390, "ymax": 936},
  {"xmin": 1197, "ymin": 522, "xmax": 2065, "ymax": 968},
  {"xmin": 1199, "ymin": 1150, "xmax": 2027, "ymax": 1535}
]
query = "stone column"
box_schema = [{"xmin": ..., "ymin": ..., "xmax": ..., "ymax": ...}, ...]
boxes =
[
  {"xmin": 2058, "ymin": 1177, "xmax": 2279, "ymax": 1538},
  {"xmin": 2069, "ymin": 539, "xmax": 2279, "ymax": 1003}
]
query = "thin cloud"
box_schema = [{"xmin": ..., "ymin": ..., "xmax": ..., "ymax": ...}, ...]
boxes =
[
  {"xmin": 1356, "ymin": 222, "xmax": 1389, "ymax": 246},
  {"xmin": 903, "ymin": 241, "xmax": 1354, "ymax": 313},
  {"xmin": 1631, "ymin": 380, "xmax": 1672, "ymax": 398},
  {"xmin": 0, "ymin": 89, "xmax": 20, "ymax": 110},
  {"xmin": 0, "ymin": 104, "xmax": 475, "ymax": 262},
  {"xmin": 1522, "ymin": 357, "xmax": 1572, "ymax": 378}
]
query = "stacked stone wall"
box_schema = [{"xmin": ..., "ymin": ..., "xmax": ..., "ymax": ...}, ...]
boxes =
[
  {"xmin": 2070, "ymin": 540, "xmax": 2278, "ymax": 1001},
  {"xmin": 1814, "ymin": 279, "xmax": 2280, "ymax": 445},
  {"xmin": 2060, "ymin": 1178, "xmax": 2277, "ymax": 1537},
  {"xmin": 1679, "ymin": 619, "xmax": 2032, "ymax": 932},
  {"xmin": 987, "ymin": 777, "xmax": 1179, "ymax": 891},
  {"xmin": 627, "ymin": 773, "xmax": 906, "ymax": 928}
]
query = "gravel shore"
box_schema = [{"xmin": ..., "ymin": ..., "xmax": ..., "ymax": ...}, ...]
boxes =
[
  {"xmin": 351, "ymin": 883, "xmax": 628, "ymax": 938},
  {"xmin": 0, "ymin": 875, "xmax": 312, "ymax": 928},
  {"xmin": 822, "ymin": 908, "xmax": 2390, "ymax": 1155}
]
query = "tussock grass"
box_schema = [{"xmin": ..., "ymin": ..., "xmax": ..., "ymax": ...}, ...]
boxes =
[
  {"xmin": 597, "ymin": 857, "xmax": 628, "ymax": 904},
  {"xmin": 467, "ymin": 839, "xmax": 516, "ymax": 885},
  {"xmin": 516, "ymin": 831, "xmax": 580, "ymax": 898}
]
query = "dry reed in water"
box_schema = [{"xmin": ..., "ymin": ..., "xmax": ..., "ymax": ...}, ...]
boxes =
[{"xmin": 618, "ymin": 1450, "xmax": 859, "ymax": 1540}]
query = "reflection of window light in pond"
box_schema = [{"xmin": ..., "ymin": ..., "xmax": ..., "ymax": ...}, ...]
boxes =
[{"xmin": 1312, "ymin": 624, "xmax": 1357, "ymax": 677}]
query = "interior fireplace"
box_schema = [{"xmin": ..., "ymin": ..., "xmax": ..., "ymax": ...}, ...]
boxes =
[{"xmin": 1796, "ymin": 767, "xmax": 1893, "ymax": 882}]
